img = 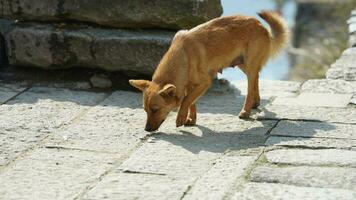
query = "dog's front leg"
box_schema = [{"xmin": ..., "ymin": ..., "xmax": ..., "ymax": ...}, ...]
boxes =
[
  {"xmin": 185, "ymin": 104, "xmax": 197, "ymax": 126},
  {"xmin": 176, "ymin": 84, "xmax": 209, "ymax": 127}
]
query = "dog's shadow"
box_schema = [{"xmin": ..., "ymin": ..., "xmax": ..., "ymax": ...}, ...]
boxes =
[
  {"xmin": 153, "ymin": 120, "xmax": 273, "ymax": 154},
  {"xmin": 153, "ymin": 107, "xmax": 336, "ymax": 154}
]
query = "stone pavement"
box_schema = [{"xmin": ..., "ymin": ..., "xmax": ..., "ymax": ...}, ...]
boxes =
[{"xmin": 0, "ymin": 76, "xmax": 355, "ymax": 200}]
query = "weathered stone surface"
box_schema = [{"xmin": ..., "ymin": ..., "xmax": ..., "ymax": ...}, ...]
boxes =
[
  {"xmin": 118, "ymin": 119, "xmax": 274, "ymax": 177},
  {"xmin": 78, "ymin": 97, "xmax": 273, "ymax": 199},
  {"xmin": 183, "ymin": 156, "xmax": 256, "ymax": 200},
  {"xmin": 5, "ymin": 23, "xmax": 174, "ymax": 74},
  {"xmin": 0, "ymin": 83, "xmax": 26, "ymax": 104},
  {"xmin": 350, "ymin": 33, "xmax": 356, "ymax": 47},
  {"xmin": 232, "ymin": 80, "xmax": 301, "ymax": 98},
  {"xmin": 0, "ymin": 87, "xmax": 107, "ymax": 166},
  {"xmin": 349, "ymin": 13, "xmax": 356, "ymax": 47},
  {"xmin": 89, "ymin": 74, "xmax": 112, "ymax": 88},
  {"xmin": 266, "ymin": 136, "xmax": 356, "ymax": 149},
  {"xmin": 0, "ymin": 0, "xmax": 223, "ymax": 30},
  {"xmin": 326, "ymin": 48, "xmax": 356, "ymax": 81},
  {"xmin": 199, "ymin": 92, "xmax": 269, "ymax": 117},
  {"xmin": 82, "ymin": 172, "xmax": 191, "ymax": 200},
  {"xmin": 272, "ymin": 93, "xmax": 352, "ymax": 108},
  {"xmin": 0, "ymin": 19, "xmax": 11, "ymax": 65},
  {"xmin": 233, "ymin": 183, "xmax": 356, "ymax": 200},
  {"xmin": 251, "ymin": 166, "xmax": 356, "ymax": 190},
  {"xmin": 265, "ymin": 149, "xmax": 356, "ymax": 167},
  {"xmin": 0, "ymin": 148, "xmax": 117, "ymax": 200},
  {"xmin": 301, "ymin": 79, "xmax": 356, "ymax": 94},
  {"xmin": 45, "ymin": 91, "xmax": 147, "ymax": 154},
  {"xmin": 258, "ymin": 105, "xmax": 356, "ymax": 123},
  {"xmin": 270, "ymin": 121, "xmax": 356, "ymax": 139}
]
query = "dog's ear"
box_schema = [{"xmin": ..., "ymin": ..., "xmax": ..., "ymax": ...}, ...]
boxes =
[
  {"xmin": 158, "ymin": 84, "xmax": 176, "ymax": 98},
  {"xmin": 129, "ymin": 80, "xmax": 150, "ymax": 91}
]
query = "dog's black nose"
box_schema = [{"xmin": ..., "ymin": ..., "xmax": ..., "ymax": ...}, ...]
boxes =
[{"xmin": 145, "ymin": 123, "xmax": 154, "ymax": 132}]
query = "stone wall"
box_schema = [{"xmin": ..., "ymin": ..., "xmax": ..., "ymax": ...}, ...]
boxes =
[
  {"xmin": 349, "ymin": 10, "xmax": 356, "ymax": 47},
  {"xmin": 0, "ymin": 0, "xmax": 222, "ymax": 75},
  {"xmin": 326, "ymin": 8, "xmax": 356, "ymax": 81},
  {"xmin": 289, "ymin": 0, "xmax": 355, "ymax": 80}
]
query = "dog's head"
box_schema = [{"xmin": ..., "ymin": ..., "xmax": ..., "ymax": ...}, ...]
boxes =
[{"xmin": 129, "ymin": 80, "xmax": 178, "ymax": 132}]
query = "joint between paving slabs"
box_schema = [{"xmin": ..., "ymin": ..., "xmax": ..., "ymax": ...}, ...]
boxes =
[
  {"xmin": 0, "ymin": 91, "xmax": 112, "ymax": 174},
  {"xmin": 1, "ymin": 85, "xmax": 31, "ymax": 105},
  {"xmin": 44, "ymin": 145, "xmax": 119, "ymax": 155},
  {"xmin": 222, "ymin": 149, "xmax": 267, "ymax": 200},
  {"xmin": 72, "ymin": 129, "xmax": 162, "ymax": 199},
  {"xmin": 178, "ymin": 119, "xmax": 281, "ymax": 199}
]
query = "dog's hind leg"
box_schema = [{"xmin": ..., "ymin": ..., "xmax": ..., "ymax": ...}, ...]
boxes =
[
  {"xmin": 239, "ymin": 71, "xmax": 258, "ymax": 119},
  {"xmin": 253, "ymin": 75, "xmax": 260, "ymax": 109}
]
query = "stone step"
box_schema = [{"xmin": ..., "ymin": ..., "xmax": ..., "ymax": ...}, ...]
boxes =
[
  {"xmin": 0, "ymin": 0, "xmax": 222, "ymax": 30},
  {"xmin": 271, "ymin": 93, "xmax": 352, "ymax": 108},
  {"xmin": 250, "ymin": 166, "xmax": 356, "ymax": 190},
  {"xmin": 265, "ymin": 120, "xmax": 356, "ymax": 149},
  {"xmin": 270, "ymin": 120, "xmax": 356, "ymax": 140},
  {"xmin": 301, "ymin": 79, "xmax": 356, "ymax": 94},
  {"xmin": 257, "ymin": 105, "xmax": 356, "ymax": 123},
  {"xmin": 264, "ymin": 149, "xmax": 356, "ymax": 167},
  {"xmin": 266, "ymin": 136, "xmax": 356, "ymax": 150},
  {"xmin": 231, "ymin": 80, "xmax": 301, "ymax": 98},
  {"xmin": 4, "ymin": 22, "xmax": 174, "ymax": 75},
  {"xmin": 233, "ymin": 183, "xmax": 356, "ymax": 200}
]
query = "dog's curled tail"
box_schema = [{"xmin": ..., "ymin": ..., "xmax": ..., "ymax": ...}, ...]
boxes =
[{"xmin": 258, "ymin": 10, "xmax": 289, "ymax": 57}]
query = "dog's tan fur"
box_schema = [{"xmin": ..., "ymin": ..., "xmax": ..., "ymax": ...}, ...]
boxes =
[{"xmin": 130, "ymin": 11, "xmax": 288, "ymax": 132}]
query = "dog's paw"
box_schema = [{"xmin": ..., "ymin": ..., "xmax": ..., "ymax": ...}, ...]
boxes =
[
  {"xmin": 184, "ymin": 118, "xmax": 196, "ymax": 126},
  {"xmin": 252, "ymin": 102, "xmax": 260, "ymax": 109},
  {"xmin": 176, "ymin": 116, "xmax": 186, "ymax": 127},
  {"xmin": 176, "ymin": 109, "xmax": 189, "ymax": 127},
  {"xmin": 238, "ymin": 110, "xmax": 250, "ymax": 119}
]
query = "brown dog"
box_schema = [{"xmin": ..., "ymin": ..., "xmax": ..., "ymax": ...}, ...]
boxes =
[{"xmin": 129, "ymin": 11, "xmax": 288, "ymax": 132}]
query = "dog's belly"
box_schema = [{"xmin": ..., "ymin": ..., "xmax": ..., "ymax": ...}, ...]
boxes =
[
  {"xmin": 230, "ymin": 55, "xmax": 244, "ymax": 67},
  {"xmin": 218, "ymin": 55, "xmax": 244, "ymax": 74}
]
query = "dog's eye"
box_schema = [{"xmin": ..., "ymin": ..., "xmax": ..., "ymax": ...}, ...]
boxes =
[{"xmin": 151, "ymin": 108, "xmax": 159, "ymax": 114}]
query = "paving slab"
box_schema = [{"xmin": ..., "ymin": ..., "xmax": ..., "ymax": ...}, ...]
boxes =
[
  {"xmin": 46, "ymin": 91, "xmax": 274, "ymax": 153},
  {"xmin": 266, "ymin": 136, "xmax": 356, "ymax": 149},
  {"xmin": 0, "ymin": 83, "xmax": 26, "ymax": 104},
  {"xmin": 232, "ymin": 80, "xmax": 301, "ymax": 98},
  {"xmin": 0, "ymin": 148, "xmax": 117, "ymax": 200},
  {"xmin": 82, "ymin": 171, "xmax": 191, "ymax": 200},
  {"xmin": 257, "ymin": 105, "xmax": 356, "ymax": 123},
  {"xmin": 183, "ymin": 156, "xmax": 257, "ymax": 200},
  {"xmin": 233, "ymin": 183, "xmax": 356, "ymax": 200},
  {"xmin": 251, "ymin": 166, "xmax": 356, "ymax": 190},
  {"xmin": 301, "ymin": 79, "xmax": 356, "ymax": 94},
  {"xmin": 118, "ymin": 119, "xmax": 274, "ymax": 178},
  {"xmin": 83, "ymin": 156, "xmax": 257, "ymax": 200},
  {"xmin": 45, "ymin": 91, "xmax": 147, "ymax": 154},
  {"xmin": 0, "ymin": 87, "xmax": 107, "ymax": 166},
  {"xmin": 265, "ymin": 149, "xmax": 356, "ymax": 167},
  {"xmin": 270, "ymin": 121, "xmax": 356, "ymax": 139},
  {"xmin": 272, "ymin": 93, "xmax": 352, "ymax": 108},
  {"xmin": 300, "ymin": 79, "xmax": 356, "ymax": 105}
]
